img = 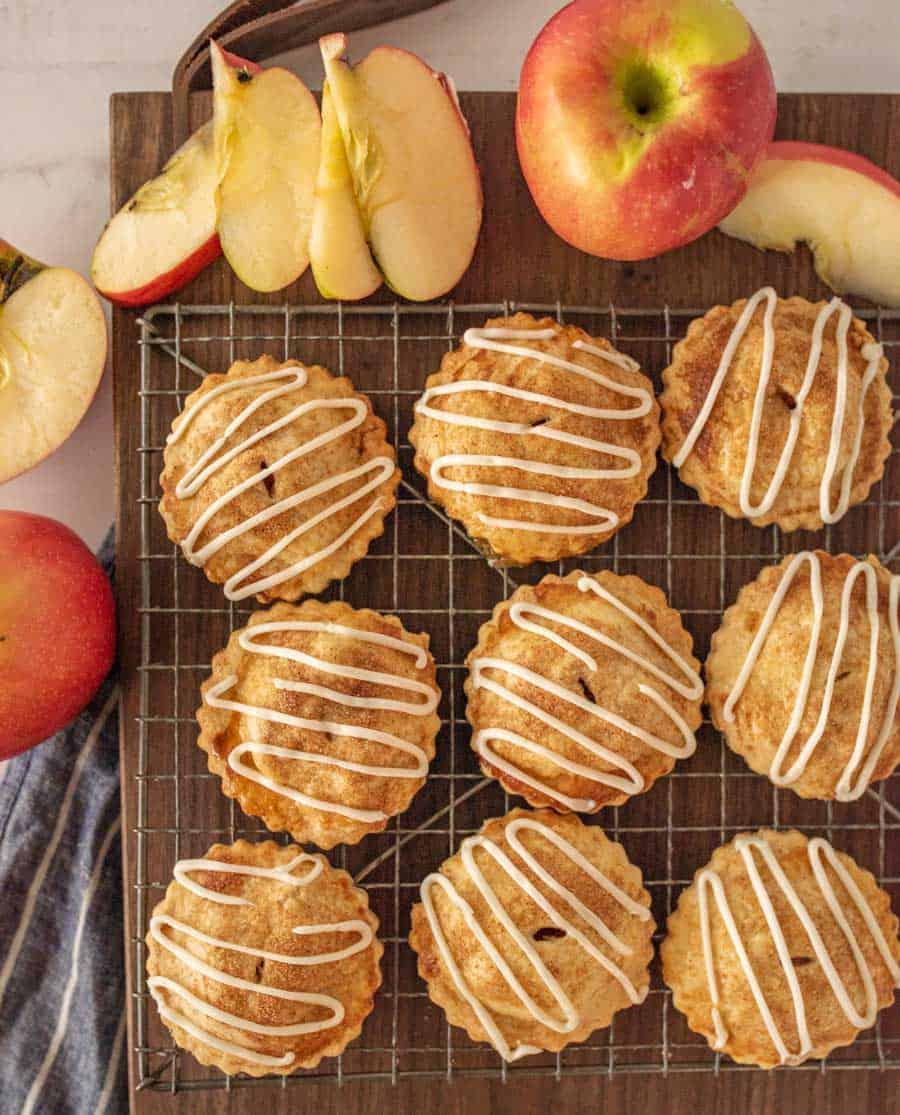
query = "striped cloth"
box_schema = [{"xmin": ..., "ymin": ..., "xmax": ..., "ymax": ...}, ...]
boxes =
[{"xmin": 0, "ymin": 530, "xmax": 125, "ymax": 1115}]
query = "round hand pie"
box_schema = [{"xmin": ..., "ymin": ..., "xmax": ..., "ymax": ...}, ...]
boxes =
[
  {"xmin": 159, "ymin": 355, "xmax": 399, "ymax": 603},
  {"xmin": 707, "ymin": 551, "xmax": 900, "ymax": 801},
  {"xmin": 466, "ymin": 570, "xmax": 703, "ymax": 812},
  {"xmin": 660, "ymin": 290, "xmax": 892, "ymax": 531},
  {"xmin": 146, "ymin": 839, "xmax": 383, "ymax": 1075},
  {"xmin": 197, "ymin": 599, "xmax": 441, "ymax": 848},
  {"xmin": 409, "ymin": 807, "xmax": 654, "ymax": 1061},
  {"xmin": 662, "ymin": 829, "xmax": 900, "ymax": 1068},
  {"xmin": 409, "ymin": 312, "xmax": 660, "ymax": 565}
]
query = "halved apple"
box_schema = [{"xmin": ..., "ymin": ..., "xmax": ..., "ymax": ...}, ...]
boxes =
[
  {"xmin": 320, "ymin": 33, "xmax": 482, "ymax": 302},
  {"xmin": 309, "ymin": 82, "xmax": 383, "ymax": 301},
  {"xmin": 212, "ymin": 42, "xmax": 321, "ymax": 293},
  {"xmin": 92, "ymin": 122, "xmax": 220, "ymax": 307},
  {"xmin": 0, "ymin": 240, "xmax": 107, "ymax": 483},
  {"xmin": 719, "ymin": 141, "xmax": 900, "ymax": 307}
]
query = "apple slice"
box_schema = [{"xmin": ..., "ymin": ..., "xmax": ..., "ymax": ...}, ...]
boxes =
[
  {"xmin": 719, "ymin": 141, "xmax": 900, "ymax": 307},
  {"xmin": 211, "ymin": 42, "xmax": 321, "ymax": 293},
  {"xmin": 320, "ymin": 33, "xmax": 482, "ymax": 302},
  {"xmin": 0, "ymin": 240, "xmax": 107, "ymax": 484},
  {"xmin": 92, "ymin": 122, "xmax": 220, "ymax": 307},
  {"xmin": 309, "ymin": 82, "xmax": 383, "ymax": 301}
]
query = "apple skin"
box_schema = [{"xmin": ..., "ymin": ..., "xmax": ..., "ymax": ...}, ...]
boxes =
[
  {"xmin": 0, "ymin": 512, "xmax": 116, "ymax": 760},
  {"xmin": 516, "ymin": 0, "xmax": 776, "ymax": 261},
  {"xmin": 100, "ymin": 234, "xmax": 222, "ymax": 309},
  {"xmin": 763, "ymin": 141, "xmax": 900, "ymax": 198}
]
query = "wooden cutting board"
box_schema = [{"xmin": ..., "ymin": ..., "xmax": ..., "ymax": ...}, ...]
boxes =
[{"xmin": 112, "ymin": 90, "xmax": 899, "ymax": 1115}]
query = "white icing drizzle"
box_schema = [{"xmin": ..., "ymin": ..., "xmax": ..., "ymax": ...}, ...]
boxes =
[
  {"xmin": 723, "ymin": 552, "xmax": 900, "ymax": 801},
  {"xmin": 204, "ymin": 619, "xmax": 438, "ymax": 823},
  {"xmin": 149, "ymin": 852, "xmax": 374, "ymax": 1068},
  {"xmin": 697, "ymin": 834, "xmax": 900, "ymax": 1065},
  {"xmin": 168, "ymin": 366, "xmax": 395, "ymax": 601},
  {"xmin": 420, "ymin": 817, "xmax": 651, "ymax": 1062},
  {"xmin": 673, "ymin": 287, "xmax": 884, "ymax": 523},
  {"xmin": 471, "ymin": 575, "xmax": 703, "ymax": 810},
  {"xmin": 414, "ymin": 326, "xmax": 651, "ymax": 535}
]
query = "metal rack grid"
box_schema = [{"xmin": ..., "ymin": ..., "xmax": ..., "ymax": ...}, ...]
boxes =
[{"xmin": 131, "ymin": 299, "xmax": 900, "ymax": 1093}]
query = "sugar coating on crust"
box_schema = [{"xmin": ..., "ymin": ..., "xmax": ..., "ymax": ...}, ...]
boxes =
[
  {"xmin": 197, "ymin": 600, "xmax": 441, "ymax": 849},
  {"xmin": 409, "ymin": 312, "xmax": 660, "ymax": 565},
  {"xmin": 661, "ymin": 829, "xmax": 900, "ymax": 1068},
  {"xmin": 146, "ymin": 839, "xmax": 383, "ymax": 1075},
  {"xmin": 660, "ymin": 295, "xmax": 892, "ymax": 531},
  {"xmin": 465, "ymin": 570, "xmax": 703, "ymax": 812},
  {"xmin": 707, "ymin": 552, "xmax": 900, "ymax": 800},
  {"xmin": 409, "ymin": 808, "xmax": 655, "ymax": 1058},
  {"xmin": 159, "ymin": 355, "xmax": 399, "ymax": 603}
]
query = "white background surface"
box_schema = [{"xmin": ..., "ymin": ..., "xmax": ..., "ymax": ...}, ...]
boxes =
[{"xmin": 1, "ymin": 0, "xmax": 898, "ymax": 551}]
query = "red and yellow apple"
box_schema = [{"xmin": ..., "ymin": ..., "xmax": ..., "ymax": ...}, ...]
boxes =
[
  {"xmin": 211, "ymin": 42, "xmax": 321, "ymax": 293},
  {"xmin": 0, "ymin": 511, "xmax": 115, "ymax": 759},
  {"xmin": 719, "ymin": 141, "xmax": 900, "ymax": 307},
  {"xmin": 516, "ymin": 0, "xmax": 776, "ymax": 260},
  {"xmin": 0, "ymin": 240, "xmax": 107, "ymax": 483},
  {"xmin": 92, "ymin": 122, "xmax": 221, "ymax": 306}
]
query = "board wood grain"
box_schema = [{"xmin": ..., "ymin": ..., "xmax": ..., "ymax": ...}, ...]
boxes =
[{"xmin": 112, "ymin": 90, "xmax": 899, "ymax": 1115}]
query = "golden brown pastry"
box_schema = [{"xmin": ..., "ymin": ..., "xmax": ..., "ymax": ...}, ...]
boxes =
[
  {"xmin": 409, "ymin": 312, "xmax": 659, "ymax": 565},
  {"xmin": 660, "ymin": 290, "xmax": 892, "ymax": 531},
  {"xmin": 159, "ymin": 355, "xmax": 399, "ymax": 603},
  {"xmin": 197, "ymin": 600, "xmax": 441, "ymax": 849},
  {"xmin": 662, "ymin": 829, "xmax": 900, "ymax": 1068},
  {"xmin": 409, "ymin": 807, "xmax": 654, "ymax": 1060},
  {"xmin": 465, "ymin": 570, "xmax": 703, "ymax": 812},
  {"xmin": 707, "ymin": 551, "xmax": 900, "ymax": 801},
  {"xmin": 146, "ymin": 839, "xmax": 382, "ymax": 1075}
]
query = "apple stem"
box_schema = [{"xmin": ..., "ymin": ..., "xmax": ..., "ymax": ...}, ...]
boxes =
[{"xmin": 0, "ymin": 243, "xmax": 44, "ymax": 304}]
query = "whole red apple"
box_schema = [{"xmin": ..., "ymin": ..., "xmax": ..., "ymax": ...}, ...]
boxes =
[
  {"xmin": 516, "ymin": 0, "xmax": 776, "ymax": 260},
  {"xmin": 0, "ymin": 511, "xmax": 115, "ymax": 759}
]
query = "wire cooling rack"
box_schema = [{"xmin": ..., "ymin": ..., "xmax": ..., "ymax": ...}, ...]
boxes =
[{"xmin": 131, "ymin": 299, "xmax": 900, "ymax": 1093}]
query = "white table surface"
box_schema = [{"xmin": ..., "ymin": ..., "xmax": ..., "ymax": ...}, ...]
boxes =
[{"xmin": 1, "ymin": 0, "xmax": 898, "ymax": 551}]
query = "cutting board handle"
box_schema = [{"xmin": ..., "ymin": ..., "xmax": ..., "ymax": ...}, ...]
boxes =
[{"xmin": 172, "ymin": 0, "xmax": 449, "ymax": 145}]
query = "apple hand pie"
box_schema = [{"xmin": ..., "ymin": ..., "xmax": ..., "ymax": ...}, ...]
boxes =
[
  {"xmin": 197, "ymin": 599, "xmax": 441, "ymax": 849},
  {"xmin": 662, "ymin": 829, "xmax": 900, "ymax": 1068},
  {"xmin": 660, "ymin": 290, "xmax": 892, "ymax": 531},
  {"xmin": 159, "ymin": 355, "xmax": 399, "ymax": 603},
  {"xmin": 409, "ymin": 808, "xmax": 654, "ymax": 1060},
  {"xmin": 147, "ymin": 840, "xmax": 382, "ymax": 1075},
  {"xmin": 409, "ymin": 313, "xmax": 660, "ymax": 565},
  {"xmin": 707, "ymin": 551, "xmax": 900, "ymax": 801},
  {"xmin": 466, "ymin": 570, "xmax": 703, "ymax": 812}
]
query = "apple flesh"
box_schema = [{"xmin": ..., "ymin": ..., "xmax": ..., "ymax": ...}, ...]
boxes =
[
  {"xmin": 320, "ymin": 33, "xmax": 482, "ymax": 302},
  {"xmin": 92, "ymin": 122, "xmax": 221, "ymax": 307},
  {"xmin": 211, "ymin": 42, "xmax": 321, "ymax": 293},
  {"xmin": 0, "ymin": 511, "xmax": 115, "ymax": 760},
  {"xmin": 309, "ymin": 82, "xmax": 383, "ymax": 301},
  {"xmin": 0, "ymin": 241, "xmax": 107, "ymax": 484},
  {"xmin": 516, "ymin": 0, "xmax": 776, "ymax": 260},
  {"xmin": 719, "ymin": 141, "xmax": 900, "ymax": 307}
]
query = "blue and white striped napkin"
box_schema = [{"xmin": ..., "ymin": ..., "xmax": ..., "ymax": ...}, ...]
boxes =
[{"xmin": 0, "ymin": 530, "xmax": 125, "ymax": 1115}]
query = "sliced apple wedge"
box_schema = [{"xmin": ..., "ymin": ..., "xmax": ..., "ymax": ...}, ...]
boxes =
[
  {"xmin": 212, "ymin": 42, "xmax": 321, "ymax": 293},
  {"xmin": 320, "ymin": 33, "xmax": 482, "ymax": 302},
  {"xmin": 0, "ymin": 241, "xmax": 107, "ymax": 483},
  {"xmin": 719, "ymin": 141, "xmax": 900, "ymax": 307},
  {"xmin": 309, "ymin": 82, "xmax": 383, "ymax": 301},
  {"xmin": 92, "ymin": 122, "xmax": 220, "ymax": 307}
]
